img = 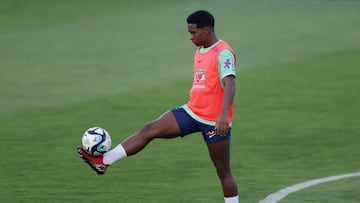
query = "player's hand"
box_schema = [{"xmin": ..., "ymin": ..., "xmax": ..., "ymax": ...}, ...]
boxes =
[{"xmin": 215, "ymin": 114, "xmax": 230, "ymax": 136}]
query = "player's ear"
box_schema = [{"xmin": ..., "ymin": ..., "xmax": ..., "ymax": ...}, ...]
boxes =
[{"xmin": 204, "ymin": 27, "xmax": 210, "ymax": 34}]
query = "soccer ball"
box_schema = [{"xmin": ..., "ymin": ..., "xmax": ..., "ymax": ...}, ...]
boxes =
[{"xmin": 82, "ymin": 127, "xmax": 112, "ymax": 156}]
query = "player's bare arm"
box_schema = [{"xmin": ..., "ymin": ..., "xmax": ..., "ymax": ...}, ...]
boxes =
[{"xmin": 216, "ymin": 75, "xmax": 236, "ymax": 136}]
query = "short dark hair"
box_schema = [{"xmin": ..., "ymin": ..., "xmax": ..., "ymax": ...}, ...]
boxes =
[{"xmin": 186, "ymin": 10, "xmax": 215, "ymax": 28}]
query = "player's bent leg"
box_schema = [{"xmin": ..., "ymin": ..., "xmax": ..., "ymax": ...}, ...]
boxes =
[
  {"xmin": 207, "ymin": 140, "xmax": 238, "ymax": 199},
  {"xmin": 121, "ymin": 110, "xmax": 181, "ymax": 156},
  {"xmin": 76, "ymin": 111, "xmax": 180, "ymax": 175}
]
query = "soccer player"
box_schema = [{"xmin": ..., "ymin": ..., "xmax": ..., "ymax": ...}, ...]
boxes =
[{"xmin": 77, "ymin": 10, "xmax": 239, "ymax": 203}]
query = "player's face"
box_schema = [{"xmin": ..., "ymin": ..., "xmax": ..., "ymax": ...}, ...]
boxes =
[{"xmin": 187, "ymin": 23, "xmax": 207, "ymax": 46}]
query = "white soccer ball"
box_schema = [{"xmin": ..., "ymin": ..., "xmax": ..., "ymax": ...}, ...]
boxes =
[{"xmin": 82, "ymin": 127, "xmax": 112, "ymax": 156}]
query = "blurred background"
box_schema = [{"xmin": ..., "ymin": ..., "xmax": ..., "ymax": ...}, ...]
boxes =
[{"xmin": 1, "ymin": 0, "xmax": 359, "ymax": 202}]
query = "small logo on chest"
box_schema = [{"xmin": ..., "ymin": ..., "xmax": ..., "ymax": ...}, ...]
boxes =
[{"xmin": 194, "ymin": 69, "xmax": 205, "ymax": 82}]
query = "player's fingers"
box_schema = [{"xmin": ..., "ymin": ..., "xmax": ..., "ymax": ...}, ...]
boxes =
[
  {"xmin": 216, "ymin": 124, "xmax": 225, "ymax": 136},
  {"xmin": 221, "ymin": 128, "xmax": 229, "ymax": 136}
]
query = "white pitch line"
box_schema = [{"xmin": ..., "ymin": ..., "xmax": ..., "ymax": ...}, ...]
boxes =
[{"xmin": 259, "ymin": 171, "xmax": 360, "ymax": 203}]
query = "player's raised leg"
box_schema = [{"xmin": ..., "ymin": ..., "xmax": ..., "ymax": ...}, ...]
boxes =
[
  {"xmin": 77, "ymin": 110, "xmax": 181, "ymax": 175},
  {"xmin": 207, "ymin": 140, "xmax": 239, "ymax": 203},
  {"xmin": 120, "ymin": 110, "xmax": 181, "ymax": 156}
]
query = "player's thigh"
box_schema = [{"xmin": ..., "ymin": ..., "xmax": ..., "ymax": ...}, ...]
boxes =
[
  {"xmin": 145, "ymin": 110, "xmax": 181, "ymax": 138},
  {"xmin": 207, "ymin": 140, "xmax": 231, "ymax": 167}
]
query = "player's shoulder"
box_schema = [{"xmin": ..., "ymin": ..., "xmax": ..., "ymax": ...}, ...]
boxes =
[{"xmin": 219, "ymin": 49, "xmax": 235, "ymax": 60}]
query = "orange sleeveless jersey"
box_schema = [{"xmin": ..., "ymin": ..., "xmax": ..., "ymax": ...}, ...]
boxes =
[{"xmin": 185, "ymin": 40, "xmax": 236, "ymax": 123}]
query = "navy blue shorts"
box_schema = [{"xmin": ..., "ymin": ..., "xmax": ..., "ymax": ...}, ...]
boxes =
[{"xmin": 171, "ymin": 107, "xmax": 231, "ymax": 144}]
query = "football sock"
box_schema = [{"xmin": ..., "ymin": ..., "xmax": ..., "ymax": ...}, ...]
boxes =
[
  {"xmin": 103, "ymin": 144, "xmax": 127, "ymax": 165},
  {"xmin": 224, "ymin": 195, "xmax": 239, "ymax": 203}
]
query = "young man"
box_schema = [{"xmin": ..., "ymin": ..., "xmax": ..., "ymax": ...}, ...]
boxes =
[{"xmin": 77, "ymin": 10, "xmax": 239, "ymax": 203}]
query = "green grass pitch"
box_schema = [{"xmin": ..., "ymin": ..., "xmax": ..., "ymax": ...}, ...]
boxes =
[{"xmin": 0, "ymin": 0, "xmax": 359, "ymax": 202}]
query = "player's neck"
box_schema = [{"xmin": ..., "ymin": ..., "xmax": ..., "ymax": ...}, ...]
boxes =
[{"xmin": 203, "ymin": 35, "xmax": 219, "ymax": 48}]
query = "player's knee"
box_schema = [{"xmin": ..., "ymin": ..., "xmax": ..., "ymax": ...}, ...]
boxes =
[{"xmin": 140, "ymin": 121, "xmax": 160, "ymax": 139}]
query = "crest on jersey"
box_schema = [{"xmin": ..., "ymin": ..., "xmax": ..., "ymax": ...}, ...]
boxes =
[{"xmin": 194, "ymin": 69, "xmax": 205, "ymax": 82}]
